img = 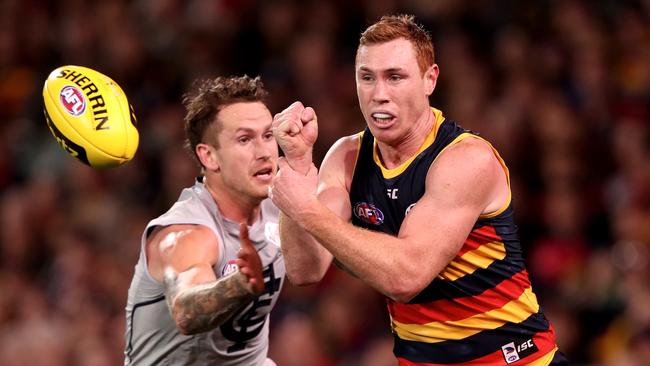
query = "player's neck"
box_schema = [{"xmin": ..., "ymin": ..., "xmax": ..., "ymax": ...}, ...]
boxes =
[
  {"xmin": 376, "ymin": 107, "xmax": 435, "ymax": 169},
  {"xmin": 204, "ymin": 178, "xmax": 262, "ymax": 225}
]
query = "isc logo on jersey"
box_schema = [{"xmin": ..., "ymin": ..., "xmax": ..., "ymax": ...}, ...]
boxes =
[
  {"xmin": 353, "ymin": 202, "xmax": 384, "ymax": 225},
  {"xmin": 43, "ymin": 65, "xmax": 139, "ymax": 169},
  {"xmin": 501, "ymin": 339, "xmax": 538, "ymax": 364}
]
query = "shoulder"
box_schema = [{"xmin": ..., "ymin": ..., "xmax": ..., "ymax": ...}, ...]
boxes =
[
  {"xmin": 149, "ymin": 224, "xmax": 220, "ymax": 261},
  {"xmin": 433, "ymin": 136, "xmax": 499, "ymax": 174},
  {"xmin": 426, "ymin": 136, "xmax": 504, "ymax": 202},
  {"xmin": 320, "ymin": 132, "xmax": 364, "ymax": 187},
  {"xmin": 324, "ymin": 132, "xmax": 363, "ymax": 162},
  {"xmin": 147, "ymin": 183, "xmax": 217, "ymax": 230},
  {"xmin": 145, "ymin": 223, "xmax": 220, "ymax": 280}
]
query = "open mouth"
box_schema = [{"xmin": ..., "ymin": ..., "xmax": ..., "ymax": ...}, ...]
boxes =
[
  {"xmin": 371, "ymin": 112, "xmax": 396, "ymax": 127},
  {"xmin": 254, "ymin": 167, "xmax": 273, "ymax": 180}
]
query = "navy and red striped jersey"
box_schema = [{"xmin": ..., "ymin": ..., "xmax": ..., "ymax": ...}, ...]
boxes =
[{"xmin": 349, "ymin": 108, "xmax": 559, "ymax": 365}]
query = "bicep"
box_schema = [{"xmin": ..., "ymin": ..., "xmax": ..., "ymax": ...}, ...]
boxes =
[
  {"xmin": 153, "ymin": 224, "xmax": 220, "ymax": 287},
  {"xmin": 399, "ymin": 140, "xmax": 503, "ymax": 264}
]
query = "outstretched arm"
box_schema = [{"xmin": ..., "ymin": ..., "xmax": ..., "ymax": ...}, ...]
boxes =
[
  {"xmin": 272, "ymin": 138, "xmax": 509, "ymax": 302},
  {"xmin": 147, "ymin": 223, "xmax": 264, "ymax": 335}
]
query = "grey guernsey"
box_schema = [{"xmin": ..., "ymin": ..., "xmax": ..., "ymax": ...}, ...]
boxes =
[{"xmin": 124, "ymin": 178, "xmax": 285, "ymax": 365}]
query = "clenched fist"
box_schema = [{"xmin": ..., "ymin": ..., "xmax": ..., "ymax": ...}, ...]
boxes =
[{"xmin": 272, "ymin": 101, "xmax": 318, "ymax": 175}]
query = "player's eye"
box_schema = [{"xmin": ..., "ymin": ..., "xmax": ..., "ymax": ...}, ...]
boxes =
[
  {"xmin": 359, "ymin": 74, "xmax": 374, "ymax": 82},
  {"xmin": 263, "ymin": 131, "xmax": 274, "ymax": 140},
  {"xmin": 237, "ymin": 136, "xmax": 251, "ymax": 144}
]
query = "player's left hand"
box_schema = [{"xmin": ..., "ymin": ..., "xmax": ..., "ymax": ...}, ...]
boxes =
[
  {"xmin": 236, "ymin": 223, "xmax": 265, "ymax": 295},
  {"xmin": 270, "ymin": 157, "xmax": 319, "ymax": 221}
]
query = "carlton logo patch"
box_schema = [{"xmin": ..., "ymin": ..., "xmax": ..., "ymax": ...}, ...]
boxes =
[
  {"xmin": 353, "ymin": 202, "xmax": 384, "ymax": 225},
  {"xmin": 59, "ymin": 85, "xmax": 86, "ymax": 116}
]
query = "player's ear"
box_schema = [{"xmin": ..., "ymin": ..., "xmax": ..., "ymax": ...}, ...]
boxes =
[
  {"xmin": 196, "ymin": 143, "xmax": 220, "ymax": 172},
  {"xmin": 424, "ymin": 64, "xmax": 439, "ymax": 96}
]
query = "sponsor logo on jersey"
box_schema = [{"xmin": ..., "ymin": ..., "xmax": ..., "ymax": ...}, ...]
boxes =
[
  {"xmin": 501, "ymin": 338, "xmax": 538, "ymax": 364},
  {"xmin": 353, "ymin": 202, "xmax": 384, "ymax": 225},
  {"xmin": 60, "ymin": 85, "xmax": 86, "ymax": 116},
  {"xmin": 222, "ymin": 260, "xmax": 238, "ymax": 276}
]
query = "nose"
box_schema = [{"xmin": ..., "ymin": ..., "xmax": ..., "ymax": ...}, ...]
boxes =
[
  {"xmin": 255, "ymin": 137, "xmax": 275, "ymax": 160},
  {"xmin": 371, "ymin": 80, "xmax": 389, "ymax": 103}
]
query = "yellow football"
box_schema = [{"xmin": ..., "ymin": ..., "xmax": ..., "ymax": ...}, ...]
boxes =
[{"xmin": 42, "ymin": 65, "xmax": 139, "ymax": 168}]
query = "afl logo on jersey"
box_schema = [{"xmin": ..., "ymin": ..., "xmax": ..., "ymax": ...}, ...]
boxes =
[
  {"xmin": 222, "ymin": 259, "xmax": 239, "ymax": 277},
  {"xmin": 353, "ymin": 202, "xmax": 384, "ymax": 225}
]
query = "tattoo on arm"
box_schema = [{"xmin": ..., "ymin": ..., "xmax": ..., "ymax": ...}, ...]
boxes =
[{"xmin": 163, "ymin": 269, "xmax": 256, "ymax": 335}]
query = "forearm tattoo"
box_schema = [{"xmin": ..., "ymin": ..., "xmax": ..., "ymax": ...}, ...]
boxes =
[{"xmin": 163, "ymin": 269, "xmax": 255, "ymax": 334}]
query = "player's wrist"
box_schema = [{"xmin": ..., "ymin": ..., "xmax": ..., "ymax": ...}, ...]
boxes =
[
  {"xmin": 285, "ymin": 152, "xmax": 313, "ymax": 175},
  {"xmin": 232, "ymin": 270, "xmax": 260, "ymax": 296}
]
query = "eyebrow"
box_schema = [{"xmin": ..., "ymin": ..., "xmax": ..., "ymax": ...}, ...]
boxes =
[
  {"xmin": 357, "ymin": 66, "xmax": 406, "ymax": 74},
  {"xmin": 234, "ymin": 124, "xmax": 273, "ymax": 134},
  {"xmin": 234, "ymin": 127, "xmax": 254, "ymax": 134}
]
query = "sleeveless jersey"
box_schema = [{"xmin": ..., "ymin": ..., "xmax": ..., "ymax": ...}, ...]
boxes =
[
  {"xmin": 124, "ymin": 178, "xmax": 285, "ymax": 366},
  {"xmin": 349, "ymin": 108, "xmax": 559, "ymax": 366}
]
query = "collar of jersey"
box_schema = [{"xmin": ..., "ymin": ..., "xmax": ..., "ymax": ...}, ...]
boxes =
[{"xmin": 372, "ymin": 107, "xmax": 445, "ymax": 179}]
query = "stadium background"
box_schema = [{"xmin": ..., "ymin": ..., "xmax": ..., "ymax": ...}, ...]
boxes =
[{"xmin": 1, "ymin": 0, "xmax": 649, "ymax": 365}]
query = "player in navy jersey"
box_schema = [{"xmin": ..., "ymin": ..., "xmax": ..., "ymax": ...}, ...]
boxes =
[{"xmin": 271, "ymin": 15, "xmax": 569, "ymax": 365}]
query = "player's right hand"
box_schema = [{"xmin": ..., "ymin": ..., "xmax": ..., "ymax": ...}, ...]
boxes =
[
  {"xmin": 272, "ymin": 101, "xmax": 318, "ymax": 175},
  {"xmin": 236, "ymin": 223, "xmax": 265, "ymax": 295}
]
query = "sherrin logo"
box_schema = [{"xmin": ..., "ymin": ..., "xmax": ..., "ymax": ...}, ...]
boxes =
[
  {"xmin": 59, "ymin": 85, "xmax": 86, "ymax": 116},
  {"xmin": 353, "ymin": 202, "xmax": 384, "ymax": 225}
]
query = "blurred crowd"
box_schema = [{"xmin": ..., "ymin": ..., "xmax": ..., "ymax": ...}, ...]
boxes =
[{"xmin": 1, "ymin": 0, "xmax": 649, "ymax": 365}]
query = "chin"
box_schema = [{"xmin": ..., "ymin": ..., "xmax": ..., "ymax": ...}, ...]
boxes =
[
  {"xmin": 255, "ymin": 187, "xmax": 271, "ymax": 201},
  {"xmin": 369, "ymin": 125, "xmax": 401, "ymax": 143}
]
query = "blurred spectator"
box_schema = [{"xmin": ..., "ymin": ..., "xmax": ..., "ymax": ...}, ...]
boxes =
[{"xmin": 1, "ymin": 1, "xmax": 649, "ymax": 365}]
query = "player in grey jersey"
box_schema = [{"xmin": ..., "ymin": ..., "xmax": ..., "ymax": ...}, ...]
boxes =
[{"xmin": 124, "ymin": 75, "xmax": 284, "ymax": 366}]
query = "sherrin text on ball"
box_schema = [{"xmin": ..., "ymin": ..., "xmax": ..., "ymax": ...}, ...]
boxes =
[{"xmin": 43, "ymin": 65, "xmax": 139, "ymax": 168}]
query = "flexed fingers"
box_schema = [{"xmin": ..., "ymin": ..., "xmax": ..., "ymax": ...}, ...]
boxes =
[
  {"xmin": 237, "ymin": 222, "xmax": 264, "ymax": 294},
  {"xmin": 300, "ymin": 107, "xmax": 315, "ymax": 124},
  {"xmin": 274, "ymin": 101, "xmax": 305, "ymax": 137}
]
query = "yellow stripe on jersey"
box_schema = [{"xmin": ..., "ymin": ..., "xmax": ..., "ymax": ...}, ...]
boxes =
[
  {"xmin": 432, "ymin": 132, "xmax": 513, "ymax": 219},
  {"xmin": 351, "ymin": 130, "xmax": 365, "ymax": 179},
  {"xmin": 528, "ymin": 348, "xmax": 558, "ymax": 366},
  {"xmin": 392, "ymin": 287, "xmax": 540, "ymax": 343},
  {"xmin": 437, "ymin": 240, "xmax": 507, "ymax": 281},
  {"xmin": 372, "ymin": 108, "xmax": 446, "ymax": 179}
]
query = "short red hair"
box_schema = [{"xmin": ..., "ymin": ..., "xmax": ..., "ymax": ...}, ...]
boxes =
[{"xmin": 358, "ymin": 14, "xmax": 435, "ymax": 75}]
